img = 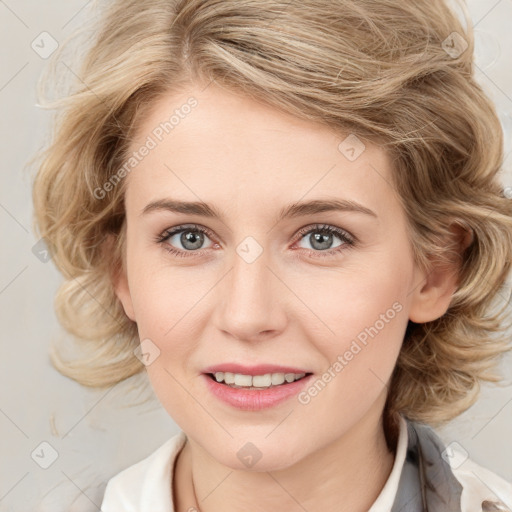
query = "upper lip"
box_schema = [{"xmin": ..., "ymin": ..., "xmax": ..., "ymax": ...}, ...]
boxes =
[{"xmin": 203, "ymin": 363, "xmax": 312, "ymax": 376}]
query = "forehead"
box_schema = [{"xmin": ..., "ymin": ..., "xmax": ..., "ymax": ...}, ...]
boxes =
[{"xmin": 124, "ymin": 84, "xmax": 397, "ymax": 219}]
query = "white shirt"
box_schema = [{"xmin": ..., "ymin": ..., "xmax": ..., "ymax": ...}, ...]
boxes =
[{"xmin": 100, "ymin": 416, "xmax": 512, "ymax": 511}]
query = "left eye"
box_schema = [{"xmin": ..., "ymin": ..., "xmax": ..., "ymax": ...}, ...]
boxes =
[{"xmin": 295, "ymin": 224, "xmax": 353, "ymax": 252}]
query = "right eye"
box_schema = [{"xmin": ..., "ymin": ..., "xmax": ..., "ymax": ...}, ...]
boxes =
[{"xmin": 156, "ymin": 224, "xmax": 218, "ymax": 258}]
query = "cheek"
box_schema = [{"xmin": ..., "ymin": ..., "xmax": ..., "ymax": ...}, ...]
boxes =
[
  {"xmin": 128, "ymin": 247, "xmax": 208, "ymax": 336},
  {"xmin": 126, "ymin": 258, "xmax": 215, "ymax": 401},
  {"xmin": 294, "ymin": 254, "xmax": 411, "ymax": 398},
  {"xmin": 294, "ymin": 281, "xmax": 408, "ymax": 438},
  {"xmin": 128, "ymin": 263, "xmax": 204, "ymax": 422},
  {"xmin": 291, "ymin": 251, "xmax": 412, "ymax": 342},
  {"xmin": 307, "ymin": 286, "xmax": 407, "ymax": 394}
]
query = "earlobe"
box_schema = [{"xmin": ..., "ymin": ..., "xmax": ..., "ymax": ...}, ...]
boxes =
[{"xmin": 408, "ymin": 222, "xmax": 472, "ymax": 324}]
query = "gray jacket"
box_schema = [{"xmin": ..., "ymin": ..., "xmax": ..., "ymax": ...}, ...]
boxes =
[{"xmin": 392, "ymin": 420, "xmax": 511, "ymax": 512}]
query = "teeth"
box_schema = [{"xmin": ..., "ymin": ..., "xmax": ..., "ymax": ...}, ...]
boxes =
[
  {"xmin": 252, "ymin": 374, "xmax": 272, "ymax": 387},
  {"xmin": 234, "ymin": 374, "xmax": 252, "ymax": 387},
  {"xmin": 212, "ymin": 372, "xmax": 307, "ymax": 388},
  {"xmin": 224, "ymin": 372, "xmax": 235, "ymax": 384},
  {"xmin": 271, "ymin": 373, "xmax": 285, "ymax": 385}
]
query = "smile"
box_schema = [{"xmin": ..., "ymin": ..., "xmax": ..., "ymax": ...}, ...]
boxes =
[{"xmin": 203, "ymin": 371, "xmax": 314, "ymax": 410}]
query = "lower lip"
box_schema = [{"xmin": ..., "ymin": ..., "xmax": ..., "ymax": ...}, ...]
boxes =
[{"xmin": 202, "ymin": 374, "xmax": 313, "ymax": 411}]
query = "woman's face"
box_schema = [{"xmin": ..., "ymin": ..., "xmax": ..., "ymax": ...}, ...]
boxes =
[{"xmin": 114, "ymin": 83, "xmax": 445, "ymax": 470}]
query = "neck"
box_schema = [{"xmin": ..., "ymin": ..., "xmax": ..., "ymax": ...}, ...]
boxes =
[{"xmin": 173, "ymin": 400, "xmax": 397, "ymax": 512}]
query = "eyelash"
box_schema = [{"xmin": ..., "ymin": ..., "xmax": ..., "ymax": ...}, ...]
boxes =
[{"xmin": 155, "ymin": 223, "xmax": 356, "ymax": 259}]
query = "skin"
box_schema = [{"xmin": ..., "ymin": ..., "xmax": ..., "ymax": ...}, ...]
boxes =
[{"xmin": 113, "ymin": 82, "xmax": 462, "ymax": 512}]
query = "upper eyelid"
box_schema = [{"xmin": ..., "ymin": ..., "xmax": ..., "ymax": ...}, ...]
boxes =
[
  {"xmin": 160, "ymin": 224, "xmax": 216, "ymax": 241},
  {"xmin": 296, "ymin": 224, "xmax": 354, "ymax": 242}
]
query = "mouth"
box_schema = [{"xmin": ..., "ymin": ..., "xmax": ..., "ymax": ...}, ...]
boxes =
[
  {"xmin": 205, "ymin": 371, "xmax": 313, "ymax": 390},
  {"xmin": 201, "ymin": 363, "xmax": 315, "ymax": 410}
]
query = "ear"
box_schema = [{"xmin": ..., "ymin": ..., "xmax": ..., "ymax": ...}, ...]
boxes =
[
  {"xmin": 104, "ymin": 232, "xmax": 136, "ymax": 322},
  {"xmin": 409, "ymin": 222, "xmax": 473, "ymax": 323}
]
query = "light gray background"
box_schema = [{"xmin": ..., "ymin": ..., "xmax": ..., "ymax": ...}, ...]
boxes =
[{"xmin": 0, "ymin": 1, "xmax": 511, "ymax": 511}]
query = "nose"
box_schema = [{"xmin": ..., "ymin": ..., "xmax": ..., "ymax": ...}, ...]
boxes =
[{"xmin": 212, "ymin": 245, "xmax": 287, "ymax": 343}]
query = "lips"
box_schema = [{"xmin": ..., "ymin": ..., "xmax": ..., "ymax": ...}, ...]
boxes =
[
  {"xmin": 202, "ymin": 365, "xmax": 313, "ymax": 412},
  {"xmin": 201, "ymin": 363, "xmax": 314, "ymax": 410}
]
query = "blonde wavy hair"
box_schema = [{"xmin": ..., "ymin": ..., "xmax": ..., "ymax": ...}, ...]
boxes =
[{"xmin": 31, "ymin": 0, "xmax": 512, "ymax": 427}]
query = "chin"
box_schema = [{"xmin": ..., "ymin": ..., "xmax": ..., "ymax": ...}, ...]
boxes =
[{"xmin": 203, "ymin": 435, "xmax": 306, "ymax": 473}]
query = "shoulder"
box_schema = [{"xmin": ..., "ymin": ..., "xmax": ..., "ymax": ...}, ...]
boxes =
[
  {"xmin": 100, "ymin": 431, "xmax": 187, "ymax": 512},
  {"xmin": 449, "ymin": 449, "xmax": 512, "ymax": 512},
  {"xmin": 410, "ymin": 420, "xmax": 512, "ymax": 512}
]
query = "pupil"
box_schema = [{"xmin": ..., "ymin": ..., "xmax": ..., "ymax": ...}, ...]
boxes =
[
  {"xmin": 182, "ymin": 231, "xmax": 204, "ymax": 250},
  {"xmin": 311, "ymin": 232, "xmax": 332, "ymax": 250}
]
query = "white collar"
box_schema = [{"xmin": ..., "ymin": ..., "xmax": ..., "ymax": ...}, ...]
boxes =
[
  {"xmin": 368, "ymin": 414, "xmax": 409, "ymax": 511},
  {"xmin": 101, "ymin": 418, "xmax": 409, "ymax": 511}
]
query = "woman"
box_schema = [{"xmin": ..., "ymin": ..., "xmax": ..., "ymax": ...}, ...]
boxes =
[{"xmin": 32, "ymin": 0, "xmax": 512, "ymax": 510}]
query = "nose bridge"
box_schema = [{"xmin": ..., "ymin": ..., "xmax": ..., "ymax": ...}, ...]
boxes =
[
  {"xmin": 231, "ymin": 246, "xmax": 268, "ymax": 304},
  {"xmin": 214, "ymin": 237, "xmax": 285, "ymax": 339}
]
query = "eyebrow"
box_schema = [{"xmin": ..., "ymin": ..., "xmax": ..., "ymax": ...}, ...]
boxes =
[{"xmin": 141, "ymin": 198, "xmax": 377, "ymax": 221}]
